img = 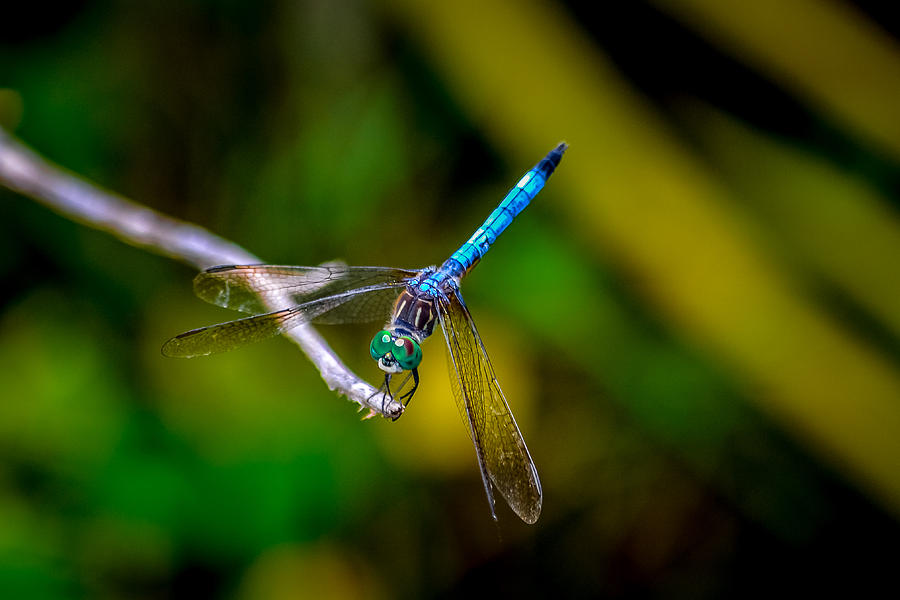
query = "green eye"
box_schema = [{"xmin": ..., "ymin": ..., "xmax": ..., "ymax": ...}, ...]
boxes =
[
  {"xmin": 370, "ymin": 330, "xmax": 421, "ymax": 370},
  {"xmin": 392, "ymin": 336, "xmax": 422, "ymax": 370},
  {"xmin": 370, "ymin": 330, "xmax": 393, "ymax": 359}
]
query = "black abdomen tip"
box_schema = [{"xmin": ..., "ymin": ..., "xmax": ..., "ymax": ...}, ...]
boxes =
[{"xmin": 542, "ymin": 142, "xmax": 568, "ymax": 171}]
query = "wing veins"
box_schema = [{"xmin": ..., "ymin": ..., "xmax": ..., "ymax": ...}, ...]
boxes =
[
  {"xmin": 437, "ymin": 292, "xmax": 499, "ymax": 521},
  {"xmin": 163, "ymin": 281, "xmax": 406, "ymax": 358},
  {"xmin": 437, "ymin": 288, "xmax": 542, "ymax": 523},
  {"xmin": 194, "ymin": 264, "xmax": 418, "ymax": 314}
]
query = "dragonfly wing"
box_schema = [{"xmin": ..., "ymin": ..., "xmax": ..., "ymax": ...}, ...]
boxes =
[
  {"xmin": 162, "ymin": 282, "xmax": 407, "ymax": 358},
  {"xmin": 436, "ymin": 288, "xmax": 542, "ymax": 524},
  {"xmin": 193, "ymin": 264, "xmax": 420, "ymax": 314},
  {"xmin": 311, "ymin": 286, "xmax": 404, "ymax": 325}
]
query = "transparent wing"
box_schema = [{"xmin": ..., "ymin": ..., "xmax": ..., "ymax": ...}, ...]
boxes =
[
  {"xmin": 193, "ymin": 264, "xmax": 420, "ymax": 315},
  {"xmin": 162, "ymin": 282, "xmax": 406, "ymax": 358},
  {"xmin": 436, "ymin": 288, "xmax": 542, "ymax": 524},
  {"xmin": 309, "ymin": 285, "xmax": 404, "ymax": 325}
]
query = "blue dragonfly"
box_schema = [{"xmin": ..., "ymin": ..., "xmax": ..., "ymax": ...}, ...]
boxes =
[{"xmin": 162, "ymin": 143, "xmax": 567, "ymax": 523}]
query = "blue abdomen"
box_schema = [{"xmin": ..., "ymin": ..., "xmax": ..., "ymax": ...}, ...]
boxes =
[{"xmin": 444, "ymin": 143, "xmax": 567, "ymax": 277}]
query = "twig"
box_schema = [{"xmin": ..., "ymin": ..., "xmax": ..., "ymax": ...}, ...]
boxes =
[{"xmin": 0, "ymin": 127, "xmax": 403, "ymax": 419}]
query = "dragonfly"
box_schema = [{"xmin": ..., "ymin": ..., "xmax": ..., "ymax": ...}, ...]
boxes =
[{"xmin": 162, "ymin": 143, "xmax": 567, "ymax": 523}]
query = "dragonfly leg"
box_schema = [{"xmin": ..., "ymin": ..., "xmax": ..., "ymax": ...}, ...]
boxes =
[
  {"xmin": 370, "ymin": 369, "xmax": 418, "ymax": 421},
  {"xmin": 381, "ymin": 373, "xmax": 395, "ymax": 416},
  {"xmin": 365, "ymin": 373, "xmax": 395, "ymax": 417},
  {"xmin": 390, "ymin": 371, "xmax": 412, "ymax": 399},
  {"xmin": 397, "ymin": 368, "xmax": 420, "ymax": 408}
]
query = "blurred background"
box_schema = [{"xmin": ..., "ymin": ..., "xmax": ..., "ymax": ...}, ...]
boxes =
[{"xmin": 2, "ymin": 0, "xmax": 900, "ymax": 597}]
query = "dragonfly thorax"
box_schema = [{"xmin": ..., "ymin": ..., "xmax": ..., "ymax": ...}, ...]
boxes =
[
  {"xmin": 369, "ymin": 282, "xmax": 439, "ymax": 374},
  {"xmin": 389, "ymin": 286, "xmax": 440, "ymax": 339}
]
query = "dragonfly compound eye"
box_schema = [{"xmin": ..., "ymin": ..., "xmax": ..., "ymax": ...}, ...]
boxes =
[
  {"xmin": 370, "ymin": 330, "xmax": 394, "ymax": 360},
  {"xmin": 393, "ymin": 336, "xmax": 422, "ymax": 370}
]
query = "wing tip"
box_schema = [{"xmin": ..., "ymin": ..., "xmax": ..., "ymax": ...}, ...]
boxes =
[
  {"xmin": 512, "ymin": 488, "xmax": 542, "ymax": 524},
  {"xmin": 160, "ymin": 339, "xmax": 184, "ymax": 358},
  {"xmin": 521, "ymin": 516, "xmax": 540, "ymax": 525},
  {"xmin": 518, "ymin": 503, "xmax": 542, "ymax": 525}
]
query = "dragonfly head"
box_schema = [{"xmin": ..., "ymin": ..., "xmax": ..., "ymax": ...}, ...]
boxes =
[{"xmin": 370, "ymin": 329, "xmax": 422, "ymax": 373}]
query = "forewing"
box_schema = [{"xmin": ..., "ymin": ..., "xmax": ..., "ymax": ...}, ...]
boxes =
[
  {"xmin": 162, "ymin": 283, "xmax": 406, "ymax": 358},
  {"xmin": 436, "ymin": 289, "xmax": 542, "ymax": 524},
  {"xmin": 193, "ymin": 264, "xmax": 419, "ymax": 314}
]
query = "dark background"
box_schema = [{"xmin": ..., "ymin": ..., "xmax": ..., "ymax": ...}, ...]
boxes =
[{"xmin": 2, "ymin": 1, "xmax": 900, "ymax": 598}]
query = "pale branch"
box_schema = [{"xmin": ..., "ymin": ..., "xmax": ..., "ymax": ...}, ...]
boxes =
[{"xmin": 0, "ymin": 127, "xmax": 403, "ymax": 419}]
